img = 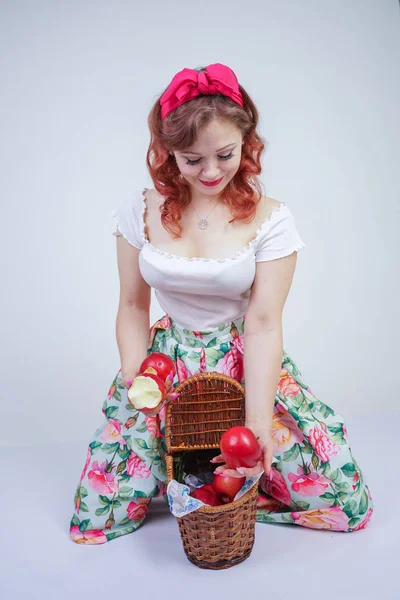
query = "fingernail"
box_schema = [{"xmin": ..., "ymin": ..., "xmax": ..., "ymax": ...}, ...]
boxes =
[
  {"xmin": 127, "ymin": 380, "xmax": 133, "ymax": 387},
  {"xmin": 269, "ymin": 470, "xmax": 274, "ymax": 481},
  {"xmin": 237, "ymin": 468, "xmax": 245, "ymax": 475}
]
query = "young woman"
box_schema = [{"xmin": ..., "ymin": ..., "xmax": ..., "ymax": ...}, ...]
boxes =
[{"xmin": 70, "ymin": 63, "xmax": 373, "ymax": 544}]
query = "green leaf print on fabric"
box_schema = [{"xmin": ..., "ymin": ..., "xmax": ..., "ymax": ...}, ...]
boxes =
[
  {"xmin": 132, "ymin": 491, "xmax": 149, "ymax": 499},
  {"xmin": 107, "ymin": 531, "xmax": 125, "ymax": 541},
  {"xmin": 79, "ymin": 486, "xmax": 88, "ymax": 498},
  {"xmin": 283, "ymin": 445, "xmax": 299, "ymax": 461},
  {"xmin": 330, "ymin": 468, "xmax": 342, "ymax": 483},
  {"xmin": 170, "ymin": 325, "xmax": 182, "ymax": 343},
  {"xmin": 118, "ymin": 486, "xmax": 134, "ymax": 497},
  {"xmin": 204, "ymin": 347, "xmax": 226, "ymax": 367},
  {"xmin": 136, "ymin": 422, "xmax": 148, "ymax": 433},
  {"xmin": 117, "ymin": 447, "xmax": 131, "ymax": 460},
  {"xmin": 99, "ymin": 495, "xmax": 112, "ymax": 505},
  {"xmin": 341, "ymin": 462, "xmax": 357, "ymax": 477},
  {"xmin": 95, "ymin": 505, "xmax": 111, "ymax": 516},
  {"xmin": 151, "ymin": 340, "xmax": 161, "ymax": 353},
  {"xmin": 80, "ymin": 519, "xmax": 91, "ymax": 532},
  {"xmin": 359, "ymin": 490, "xmax": 369, "ymax": 515},
  {"xmin": 89, "ymin": 441, "xmax": 103, "ymax": 453},
  {"xmin": 175, "ymin": 346, "xmax": 188, "ymax": 360},
  {"xmin": 315, "ymin": 401, "xmax": 335, "ymax": 419},
  {"xmin": 281, "ymin": 513, "xmax": 295, "ymax": 524},
  {"xmin": 148, "ymin": 436, "xmax": 159, "ymax": 450},
  {"xmin": 134, "ymin": 438, "xmax": 149, "ymax": 450},
  {"xmin": 336, "ymin": 481, "xmax": 351, "ymax": 492},
  {"xmin": 185, "ymin": 338, "xmax": 205, "ymax": 348},
  {"xmin": 122, "ymin": 435, "xmax": 132, "ymax": 448},
  {"xmin": 320, "ymin": 492, "xmax": 336, "ymax": 503},
  {"xmin": 71, "ymin": 514, "xmax": 80, "ymax": 528},
  {"xmin": 343, "ymin": 499, "xmax": 359, "ymax": 518},
  {"xmin": 102, "ymin": 443, "xmax": 120, "ymax": 454},
  {"xmin": 105, "ymin": 406, "xmax": 119, "ymax": 419}
]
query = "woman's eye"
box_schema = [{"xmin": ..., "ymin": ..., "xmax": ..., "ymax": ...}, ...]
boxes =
[{"xmin": 185, "ymin": 152, "xmax": 234, "ymax": 166}]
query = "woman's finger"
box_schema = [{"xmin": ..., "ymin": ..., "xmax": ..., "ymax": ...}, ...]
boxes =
[
  {"xmin": 214, "ymin": 465, "xmax": 246, "ymax": 477},
  {"xmin": 237, "ymin": 460, "xmax": 264, "ymax": 477},
  {"xmin": 210, "ymin": 454, "xmax": 224, "ymax": 463}
]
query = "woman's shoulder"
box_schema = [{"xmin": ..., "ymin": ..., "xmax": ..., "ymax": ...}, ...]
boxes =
[
  {"xmin": 258, "ymin": 195, "xmax": 282, "ymax": 221},
  {"xmin": 143, "ymin": 187, "xmax": 164, "ymax": 206},
  {"xmin": 111, "ymin": 188, "xmax": 149, "ymax": 249},
  {"xmin": 254, "ymin": 195, "xmax": 306, "ymax": 262}
]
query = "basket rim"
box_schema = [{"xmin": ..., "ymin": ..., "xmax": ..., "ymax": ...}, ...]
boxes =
[{"xmin": 172, "ymin": 372, "xmax": 245, "ymax": 395}]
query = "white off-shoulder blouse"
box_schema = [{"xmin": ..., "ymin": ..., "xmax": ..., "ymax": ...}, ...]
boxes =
[{"xmin": 112, "ymin": 188, "xmax": 305, "ymax": 331}]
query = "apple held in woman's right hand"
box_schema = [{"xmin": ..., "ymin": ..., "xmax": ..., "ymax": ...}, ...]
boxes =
[{"xmin": 127, "ymin": 372, "xmax": 166, "ymax": 416}]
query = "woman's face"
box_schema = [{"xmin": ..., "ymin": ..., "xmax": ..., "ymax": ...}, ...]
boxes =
[{"xmin": 172, "ymin": 119, "xmax": 243, "ymax": 198}]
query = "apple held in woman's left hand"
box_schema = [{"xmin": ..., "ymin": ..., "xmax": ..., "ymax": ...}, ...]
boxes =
[
  {"xmin": 211, "ymin": 426, "xmax": 274, "ymax": 479},
  {"xmin": 219, "ymin": 426, "xmax": 263, "ymax": 469}
]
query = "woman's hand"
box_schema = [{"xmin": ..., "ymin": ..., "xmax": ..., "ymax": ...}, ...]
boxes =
[
  {"xmin": 210, "ymin": 424, "xmax": 275, "ymax": 480},
  {"xmin": 122, "ymin": 374, "xmax": 136, "ymax": 390}
]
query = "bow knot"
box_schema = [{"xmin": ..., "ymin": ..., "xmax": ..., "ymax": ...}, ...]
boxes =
[{"xmin": 160, "ymin": 63, "xmax": 244, "ymax": 119}]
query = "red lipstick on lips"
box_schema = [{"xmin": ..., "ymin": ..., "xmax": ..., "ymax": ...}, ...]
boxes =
[{"xmin": 199, "ymin": 176, "xmax": 223, "ymax": 187}]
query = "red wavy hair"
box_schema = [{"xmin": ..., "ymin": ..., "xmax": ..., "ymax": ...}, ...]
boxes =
[{"xmin": 146, "ymin": 66, "xmax": 267, "ymax": 238}]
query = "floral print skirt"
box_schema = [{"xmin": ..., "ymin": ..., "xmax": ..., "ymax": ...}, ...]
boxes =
[{"xmin": 70, "ymin": 314, "xmax": 373, "ymax": 544}]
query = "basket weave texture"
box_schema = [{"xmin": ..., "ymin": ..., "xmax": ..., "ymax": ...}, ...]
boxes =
[{"xmin": 165, "ymin": 372, "xmax": 258, "ymax": 570}]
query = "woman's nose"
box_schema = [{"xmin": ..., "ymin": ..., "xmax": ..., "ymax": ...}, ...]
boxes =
[{"xmin": 201, "ymin": 162, "xmax": 221, "ymax": 179}]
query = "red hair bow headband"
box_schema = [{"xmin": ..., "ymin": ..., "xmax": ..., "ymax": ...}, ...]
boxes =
[{"xmin": 159, "ymin": 63, "xmax": 244, "ymax": 119}]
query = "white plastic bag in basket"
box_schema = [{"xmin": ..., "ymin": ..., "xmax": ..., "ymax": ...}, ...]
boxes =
[{"xmin": 166, "ymin": 470, "xmax": 265, "ymax": 518}]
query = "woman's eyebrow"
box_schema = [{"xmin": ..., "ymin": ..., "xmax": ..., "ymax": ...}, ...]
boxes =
[{"xmin": 182, "ymin": 143, "xmax": 237, "ymax": 156}]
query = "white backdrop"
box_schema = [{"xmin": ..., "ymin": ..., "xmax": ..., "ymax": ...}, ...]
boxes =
[{"xmin": 1, "ymin": 0, "xmax": 399, "ymax": 447}]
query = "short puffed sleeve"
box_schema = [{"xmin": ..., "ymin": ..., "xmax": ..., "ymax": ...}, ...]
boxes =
[
  {"xmin": 255, "ymin": 202, "xmax": 305, "ymax": 262},
  {"xmin": 111, "ymin": 189, "xmax": 146, "ymax": 249}
]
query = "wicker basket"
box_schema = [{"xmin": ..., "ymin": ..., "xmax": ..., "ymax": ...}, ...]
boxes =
[{"xmin": 165, "ymin": 372, "xmax": 258, "ymax": 570}]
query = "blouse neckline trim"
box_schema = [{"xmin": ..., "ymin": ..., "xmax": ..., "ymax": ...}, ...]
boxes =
[{"xmin": 138, "ymin": 187, "xmax": 286, "ymax": 263}]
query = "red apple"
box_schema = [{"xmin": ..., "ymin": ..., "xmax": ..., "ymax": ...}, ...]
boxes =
[
  {"xmin": 220, "ymin": 426, "xmax": 263, "ymax": 469},
  {"xmin": 139, "ymin": 352, "xmax": 176, "ymax": 390},
  {"xmin": 190, "ymin": 485, "xmax": 223, "ymax": 506},
  {"xmin": 212, "ymin": 472, "xmax": 246, "ymax": 503},
  {"xmin": 127, "ymin": 372, "xmax": 166, "ymax": 415}
]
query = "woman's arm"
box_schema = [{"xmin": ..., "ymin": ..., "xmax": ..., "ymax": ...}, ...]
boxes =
[
  {"xmin": 116, "ymin": 303, "xmax": 150, "ymax": 382},
  {"xmin": 244, "ymin": 327, "xmax": 283, "ymax": 430},
  {"xmin": 115, "ymin": 236, "xmax": 151, "ymax": 385},
  {"xmin": 244, "ymin": 251, "xmax": 298, "ymax": 430}
]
